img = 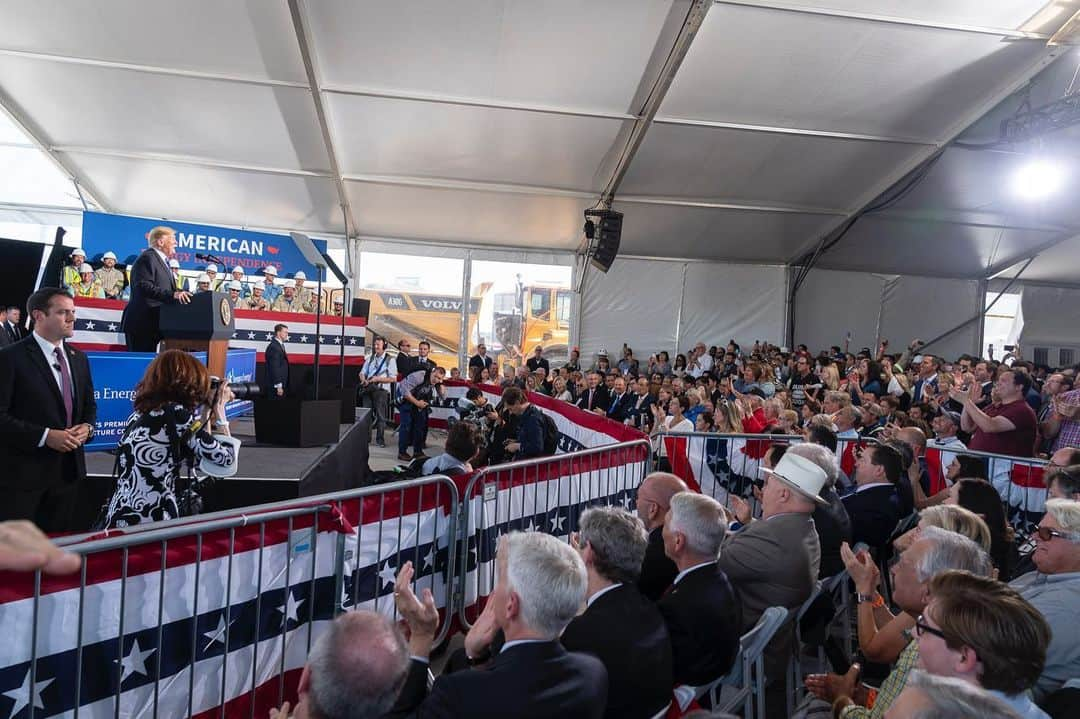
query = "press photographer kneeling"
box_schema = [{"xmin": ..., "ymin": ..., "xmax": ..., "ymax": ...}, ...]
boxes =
[{"xmin": 99, "ymin": 350, "xmax": 241, "ymax": 528}]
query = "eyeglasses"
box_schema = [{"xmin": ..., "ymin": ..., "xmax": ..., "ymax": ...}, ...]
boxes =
[
  {"xmin": 1035, "ymin": 526, "xmax": 1071, "ymax": 542},
  {"xmin": 914, "ymin": 615, "xmax": 947, "ymax": 641}
]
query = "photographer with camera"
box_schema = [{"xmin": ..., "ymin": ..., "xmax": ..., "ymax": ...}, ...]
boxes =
[{"xmin": 100, "ymin": 350, "xmax": 240, "ymax": 528}]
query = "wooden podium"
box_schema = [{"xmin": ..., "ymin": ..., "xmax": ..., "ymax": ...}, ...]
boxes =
[{"xmin": 159, "ymin": 291, "xmax": 235, "ymax": 378}]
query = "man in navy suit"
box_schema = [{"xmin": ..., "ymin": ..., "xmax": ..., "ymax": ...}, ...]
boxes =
[
  {"xmin": 576, "ymin": 370, "xmax": 610, "ymax": 414},
  {"xmin": 390, "ymin": 531, "xmax": 608, "ymax": 718},
  {"xmin": 0, "ymin": 289, "xmax": 97, "ymax": 532},
  {"xmin": 120, "ymin": 226, "xmax": 191, "ymax": 351},
  {"xmin": 842, "ymin": 443, "xmax": 905, "ymax": 551},
  {"xmin": 659, "ymin": 492, "xmax": 742, "ymax": 686},
  {"xmin": 562, "ymin": 506, "xmax": 674, "ymax": 719},
  {"xmin": 605, "ymin": 376, "xmax": 634, "ymax": 423},
  {"xmin": 912, "ymin": 354, "xmax": 940, "ymax": 403}
]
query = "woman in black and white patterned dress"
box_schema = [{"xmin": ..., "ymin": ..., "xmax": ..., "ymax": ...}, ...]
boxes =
[{"xmin": 103, "ymin": 350, "xmax": 239, "ymax": 528}]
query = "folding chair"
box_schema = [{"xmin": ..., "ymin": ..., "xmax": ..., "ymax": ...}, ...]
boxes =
[
  {"xmin": 788, "ymin": 580, "xmax": 825, "ymax": 714},
  {"xmin": 686, "ymin": 606, "xmax": 790, "ymax": 719}
]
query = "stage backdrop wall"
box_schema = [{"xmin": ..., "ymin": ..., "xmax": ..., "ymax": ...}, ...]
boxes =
[
  {"xmin": 795, "ymin": 269, "xmax": 981, "ymax": 360},
  {"xmin": 578, "ymin": 259, "xmax": 785, "ymax": 363}
]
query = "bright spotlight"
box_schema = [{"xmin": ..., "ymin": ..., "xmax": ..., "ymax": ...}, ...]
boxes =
[{"xmin": 1012, "ymin": 160, "xmax": 1066, "ymax": 200}]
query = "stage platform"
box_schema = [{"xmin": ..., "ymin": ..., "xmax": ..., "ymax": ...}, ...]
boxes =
[{"xmin": 78, "ymin": 408, "xmax": 395, "ymax": 529}]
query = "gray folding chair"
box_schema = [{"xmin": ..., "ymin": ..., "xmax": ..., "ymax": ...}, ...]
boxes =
[
  {"xmin": 694, "ymin": 605, "xmax": 790, "ymax": 719},
  {"xmin": 788, "ymin": 580, "xmax": 825, "ymax": 714}
]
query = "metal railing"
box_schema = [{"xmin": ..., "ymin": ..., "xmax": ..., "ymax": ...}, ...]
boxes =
[
  {"xmin": 924, "ymin": 446, "xmax": 1050, "ymax": 534},
  {"xmin": 456, "ymin": 439, "xmax": 652, "ymax": 629},
  {"xmin": 10, "ymin": 476, "xmax": 458, "ymax": 719}
]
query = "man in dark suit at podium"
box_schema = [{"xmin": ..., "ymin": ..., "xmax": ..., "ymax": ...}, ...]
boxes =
[
  {"xmin": 121, "ymin": 225, "xmax": 191, "ymax": 351},
  {"xmin": 264, "ymin": 324, "xmax": 290, "ymax": 398},
  {"xmin": 0, "ymin": 289, "xmax": 97, "ymax": 532}
]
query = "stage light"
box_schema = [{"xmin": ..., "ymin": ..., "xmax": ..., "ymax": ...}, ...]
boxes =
[{"xmin": 1012, "ymin": 160, "xmax": 1066, "ymax": 199}]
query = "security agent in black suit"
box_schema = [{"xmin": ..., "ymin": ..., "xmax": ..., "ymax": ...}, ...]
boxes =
[
  {"xmin": 263, "ymin": 323, "xmax": 290, "ymax": 398},
  {"xmin": 561, "ymin": 507, "xmax": 674, "ymax": 719},
  {"xmin": 389, "ymin": 531, "xmax": 607, "ymax": 719},
  {"xmin": 4, "ymin": 306, "xmax": 24, "ymax": 343},
  {"xmin": 0, "ymin": 307, "xmax": 10, "ymax": 348},
  {"xmin": 658, "ymin": 492, "xmax": 742, "ymax": 686},
  {"xmin": 120, "ymin": 226, "xmax": 191, "ymax": 352},
  {"xmin": 576, "ymin": 370, "xmax": 610, "ymax": 413},
  {"xmin": 842, "ymin": 443, "xmax": 905, "ymax": 552},
  {"xmin": 0, "ymin": 289, "xmax": 97, "ymax": 532},
  {"xmin": 635, "ymin": 471, "xmax": 686, "ymax": 601}
]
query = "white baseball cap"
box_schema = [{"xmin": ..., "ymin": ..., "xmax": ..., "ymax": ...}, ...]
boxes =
[
  {"xmin": 79, "ymin": 263, "xmax": 94, "ymax": 273},
  {"xmin": 205, "ymin": 264, "xmax": 218, "ymax": 273},
  {"xmin": 294, "ymin": 271, "xmax": 306, "ymax": 280},
  {"xmin": 102, "ymin": 251, "xmax": 117, "ymax": 260},
  {"xmin": 759, "ymin": 453, "xmax": 828, "ymax": 506},
  {"xmin": 283, "ymin": 279, "xmax": 296, "ymax": 289},
  {"xmin": 169, "ymin": 259, "xmax": 180, "ymax": 268},
  {"xmin": 264, "ymin": 266, "xmax": 278, "ymax": 276},
  {"xmin": 197, "ymin": 273, "xmax": 211, "ymax": 284},
  {"xmin": 228, "ymin": 280, "xmax": 242, "ymax": 290}
]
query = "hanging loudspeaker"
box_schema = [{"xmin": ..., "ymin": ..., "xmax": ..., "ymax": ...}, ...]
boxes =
[{"xmin": 585, "ymin": 209, "xmax": 622, "ymax": 273}]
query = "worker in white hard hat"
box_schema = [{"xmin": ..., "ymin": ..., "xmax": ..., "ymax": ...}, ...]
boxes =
[
  {"xmin": 195, "ymin": 273, "xmax": 212, "ymax": 293},
  {"xmin": 228, "ymin": 266, "xmax": 250, "ymax": 298},
  {"xmin": 227, "ymin": 280, "xmax": 244, "ymax": 307},
  {"xmin": 242, "ymin": 282, "xmax": 270, "ymax": 311},
  {"xmin": 262, "ymin": 265, "xmax": 282, "ymax": 304},
  {"xmin": 72, "ymin": 263, "xmax": 104, "ymax": 299},
  {"xmin": 167, "ymin": 258, "xmax": 184, "ymax": 291},
  {"xmin": 293, "ymin": 271, "xmax": 316, "ymax": 313},
  {"xmin": 95, "ymin": 251, "xmax": 126, "ymax": 299},
  {"xmin": 271, "ymin": 279, "xmax": 301, "ymax": 313},
  {"xmin": 204, "ymin": 264, "xmax": 222, "ymax": 292},
  {"xmin": 63, "ymin": 248, "xmax": 87, "ymax": 293},
  {"xmin": 329, "ymin": 296, "xmax": 345, "ymax": 317}
]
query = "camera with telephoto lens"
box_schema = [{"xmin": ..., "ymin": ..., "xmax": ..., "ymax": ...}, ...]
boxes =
[{"xmin": 210, "ymin": 376, "xmax": 262, "ymax": 400}]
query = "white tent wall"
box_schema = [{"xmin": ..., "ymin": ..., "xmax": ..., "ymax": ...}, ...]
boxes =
[
  {"xmin": 677, "ymin": 262, "xmax": 785, "ymax": 351},
  {"xmin": 795, "ymin": 269, "xmax": 981, "ymax": 360},
  {"xmin": 1017, "ymin": 284, "xmax": 1080, "ymax": 350},
  {"xmin": 578, "ymin": 259, "xmax": 785, "ymax": 364}
]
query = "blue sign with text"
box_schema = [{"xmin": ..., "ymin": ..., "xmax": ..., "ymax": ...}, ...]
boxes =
[
  {"xmin": 80, "ymin": 211, "xmax": 326, "ymax": 279},
  {"xmin": 85, "ymin": 349, "xmax": 257, "ymax": 451}
]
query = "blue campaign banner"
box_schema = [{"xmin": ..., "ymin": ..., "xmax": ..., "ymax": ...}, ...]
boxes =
[
  {"xmin": 80, "ymin": 210, "xmax": 327, "ymax": 279},
  {"xmin": 85, "ymin": 349, "xmax": 257, "ymax": 452}
]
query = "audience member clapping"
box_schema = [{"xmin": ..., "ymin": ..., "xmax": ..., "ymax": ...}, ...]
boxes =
[
  {"xmin": 806, "ymin": 526, "xmax": 992, "ymax": 717},
  {"xmin": 270, "ymin": 611, "xmax": 409, "ymax": 719},
  {"xmin": 390, "ymin": 532, "xmax": 607, "ymax": 718}
]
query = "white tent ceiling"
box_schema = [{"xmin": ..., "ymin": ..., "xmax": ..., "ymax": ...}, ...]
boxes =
[{"xmin": 1, "ymin": 0, "xmax": 1078, "ymax": 279}]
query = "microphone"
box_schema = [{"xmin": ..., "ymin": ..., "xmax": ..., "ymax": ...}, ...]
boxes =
[{"xmin": 195, "ymin": 252, "xmax": 227, "ymax": 266}]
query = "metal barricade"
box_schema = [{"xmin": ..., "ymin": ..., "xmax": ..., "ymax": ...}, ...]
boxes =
[
  {"xmin": 926, "ymin": 447, "xmax": 1049, "ymax": 535},
  {"xmin": 455, "ymin": 439, "xmax": 651, "ymax": 629},
  {"xmin": 8, "ymin": 475, "xmax": 457, "ymax": 719}
]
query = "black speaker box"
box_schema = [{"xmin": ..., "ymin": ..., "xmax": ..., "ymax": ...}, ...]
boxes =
[
  {"xmin": 587, "ymin": 209, "xmax": 622, "ymax": 272},
  {"xmin": 351, "ymin": 297, "xmax": 371, "ymax": 320}
]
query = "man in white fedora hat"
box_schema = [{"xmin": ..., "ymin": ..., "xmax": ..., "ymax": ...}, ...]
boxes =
[{"xmin": 717, "ymin": 451, "xmax": 824, "ymax": 715}]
